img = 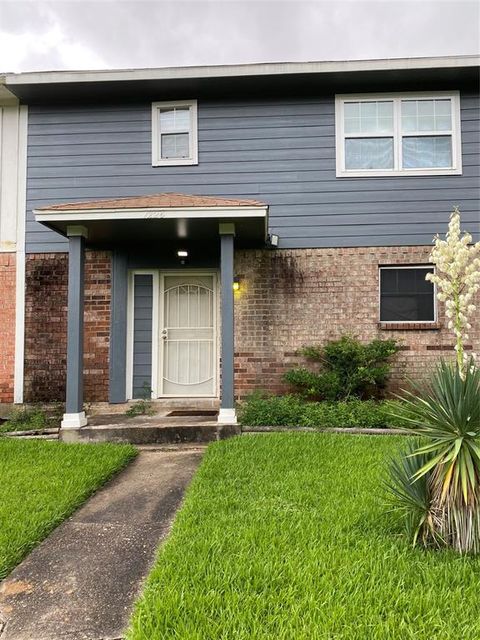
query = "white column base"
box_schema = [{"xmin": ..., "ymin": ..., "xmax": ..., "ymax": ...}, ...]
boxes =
[
  {"xmin": 217, "ymin": 408, "xmax": 237, "ymax": 424},
  {"xmin": 61, "ymin": 411, "xmax": 88, "ymax": 429}
]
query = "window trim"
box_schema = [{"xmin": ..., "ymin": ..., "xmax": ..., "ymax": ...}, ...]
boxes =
[
  {"xmin": 378, "ymin": 265, "xmax": 437, "ymax": 324},
  {"xmin": 151, "ymin": 100, "xmax": 198, "ymax": 166},
  {"xmin": 335, "ymin": 91, "xmax": 462, "ymax": 177}
]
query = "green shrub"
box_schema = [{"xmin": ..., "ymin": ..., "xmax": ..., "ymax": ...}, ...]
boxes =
[
  {"xmin": 283, "ymin": 368, "xmax": 340, "ymax": 401},
  {"xmin": 238, "ymin": 394, "xmax": 406, "ymax": 429},
  {"xmin": 0, "ymin": 406, "xmax": 53, "ymax": 434},
  {"xmin": 284, "ymin": 335, "xmax": 399, "ymax": 401},
  {"xmin": 237, "ymin": 393, "xmax": 304, "ymax": 427}
]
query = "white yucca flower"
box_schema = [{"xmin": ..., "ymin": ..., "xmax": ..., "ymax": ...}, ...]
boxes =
[{"xmin": 427, "ymin": 207, "xmax": 480, "ymax": 375}]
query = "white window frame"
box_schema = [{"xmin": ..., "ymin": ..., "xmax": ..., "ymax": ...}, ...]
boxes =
[
  {"xmin": 378, "ymin": 265, "xmax": 437, "ymax": 324},
  {"xmin": 151, "ymin": 100, "xmax": 198, "ymax": 166},
  {"xmin": 335, "ymin": 91, "xmax": 462, "ymax": 177}
]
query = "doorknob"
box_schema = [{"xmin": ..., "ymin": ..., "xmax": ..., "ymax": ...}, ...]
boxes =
[{"xmin": 161, "ymin": 329, "xmax": 168, "ymax": 340}]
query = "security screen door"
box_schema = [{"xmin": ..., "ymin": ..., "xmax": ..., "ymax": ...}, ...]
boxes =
[{"xmin": 159, "ymin": 273, "xmax": 216, "ymax": 396}]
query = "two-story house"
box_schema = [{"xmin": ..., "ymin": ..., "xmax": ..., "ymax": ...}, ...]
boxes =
[{"xmin": 0, "ymin": 55, "xmax": 478, "ymax": 434}]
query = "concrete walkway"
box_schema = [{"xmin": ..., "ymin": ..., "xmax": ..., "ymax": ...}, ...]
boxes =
[{"xmin": 0, "ymin": 446, "xmax": 205, "ymax": 640}]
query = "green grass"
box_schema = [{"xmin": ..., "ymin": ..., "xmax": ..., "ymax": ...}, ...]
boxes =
[
  {"xmin": 0, "ymin": 439, "xmax": 137, "ymax": 578},
  {"xmin": 128, "ymin": 434, "xmax": 480, "ymax": 640}
]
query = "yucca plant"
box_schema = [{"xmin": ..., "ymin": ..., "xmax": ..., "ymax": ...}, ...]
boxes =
[
  {"xmin": 386, "ymin": 440, "xmax": 440, "ymax": 547},
  {"xmin": 387, "ymin": 209, "xmax": 480, "ymax": 554},
  {"xmin": 389, "ymin": 360, "xmax": 480, "ymax": 553}
]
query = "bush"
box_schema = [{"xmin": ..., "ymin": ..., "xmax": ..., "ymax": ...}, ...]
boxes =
[
  {"xmin": 0, "ymin": 406, "xmax": 57, "ymax": 434},
  {"xmin": 284, "ymin": 335, "xmax": 399, "ymax": 401},
  {"xmin": 282, "ymin": 368, "xmax": 340, "ymax": 401},
  {"xmin": 238, "ymin": 394, "xmax": 406, "ymax": 429},
  {"xmin": 237, "ymin": 393, "xmax": 305, "ymax": 427}
]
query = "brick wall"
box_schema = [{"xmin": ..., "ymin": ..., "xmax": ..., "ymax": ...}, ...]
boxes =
[
  {"xmin": 0, "ymin": 253, "xmax": 16, "ymax": 403},
  {"xmin": 24, "ymin": 251, "xmax": 111, "ymax": 403},
  {"xmin": 20, "ymin": 245, "xmax": 480, "ymax": 405},
  {"xmin": 233, "ymin": 246, "xmax": 480, "ymax": 398}
]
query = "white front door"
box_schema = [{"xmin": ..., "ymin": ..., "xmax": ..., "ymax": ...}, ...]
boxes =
[{"xmin": 159, "ymin": 273, "xmax": 217, "ymax": 397}]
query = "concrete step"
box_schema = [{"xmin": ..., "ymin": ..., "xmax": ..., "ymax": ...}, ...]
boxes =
[{"xmin": 61, "ymin": 421, "xmax": 240, "ymax": 444}]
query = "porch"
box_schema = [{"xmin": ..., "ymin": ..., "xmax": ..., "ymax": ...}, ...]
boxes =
[{"xmin": 33, "ymin": 193, "xmax": 269, "ymax": 439}]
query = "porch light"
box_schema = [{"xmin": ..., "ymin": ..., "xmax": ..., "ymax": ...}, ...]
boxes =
[
  {"xmin": 233, "ymin": 277, "xmax": 240, "ymax": 292},
  {"xmin": 177, "ymin": 250, "xmax": 188, "ymax": 258}
]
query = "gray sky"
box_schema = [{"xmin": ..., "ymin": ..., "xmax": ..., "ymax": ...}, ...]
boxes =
[{"xmin": 0, "ymin": 0, "xmax": 479, "ymax": 73}]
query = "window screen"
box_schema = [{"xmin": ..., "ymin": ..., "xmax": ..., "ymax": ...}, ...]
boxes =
[{"xmin": 380, "ymin": 267, "xmax": 435, "ymax": 322}]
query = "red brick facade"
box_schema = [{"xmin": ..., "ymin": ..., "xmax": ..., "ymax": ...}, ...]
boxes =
[
  {"xmin": 0, "ymin": 253, "xmax": 16, "ymax": 403},
  {"xmin": 233, "ymin": 246, "xmax": 480, "ymax": 398},
  {"xmin": 19, "ymin": 245, "xmax": 480, "ymax": 405},
  {"xmin": 24, "ymin": 251, "xmax": 111, "ymax": 403}
]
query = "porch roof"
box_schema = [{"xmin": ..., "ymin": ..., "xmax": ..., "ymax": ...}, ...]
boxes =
[{"xmin": 34, "ymin": 193, "xmax": 269, "ymax": 249}]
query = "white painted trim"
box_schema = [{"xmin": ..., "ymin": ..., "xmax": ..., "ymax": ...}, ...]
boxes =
[
  {"xmin": 378, "ymin": 264, "xmax": 438, "ymax": 324},
  {"xmin": 13, "ymin": 106, "xmax": 27, "ymax": 404},
  {"xmin": 218, "ymin": 408, "xmax": 237, "ymax": 424},
  {"xmin": 0, "ymin": 105, "xmax": 25, "ymax": 252},
  {"xmin": 0, "ymin": 85, "xmax": 19, "ymax": 105},
  {"xmin": 34, "ymin": 205, "xmax": 267, "ymax": 223},
  {"xmin": 4, "ymin": 55, "xmax": 479, "ymax": 86},
  {"xmin": 152, "ymin": 100, "xmax": 198, "ymax": 166},
  {"xmin": 158, "ymin": 269, "xmax": 219, "ymax": 399},
  {"xmin": 335, "ymin": 91, "xmax": 462, "ymax": 177},
  {"xmin": 61, "ymin": 411, "xmax": 88, "ymax": 428},
  {"xmin": 127, "ymin": 268, "xmax": 219, "ymax": 400}
]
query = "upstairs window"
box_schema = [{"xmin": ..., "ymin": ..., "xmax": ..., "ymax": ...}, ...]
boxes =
[
  {"xmin": 152, "ymin": 100, "xmax": 198, "ymax": 166},
  {"xmin": 335, "ymin": 92, "xmax": 462, "ymax": 177},
  {"xmin": 379, "ymin": 266, "xmax": 436, "ymax": 323}
]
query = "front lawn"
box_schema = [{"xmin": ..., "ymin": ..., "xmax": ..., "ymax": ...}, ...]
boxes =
[
  {"xmin": 128, "ymin": 433, "xmax": 480, "ymax": 639},
  {"xmin": 0, "ymin": 439, "xmax": 136, "ymax": 578}
]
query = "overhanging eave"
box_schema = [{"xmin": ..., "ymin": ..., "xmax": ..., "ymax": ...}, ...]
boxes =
[{"xmin": 34, "ymin": 205, "xmax": 269, "ymax": 249}]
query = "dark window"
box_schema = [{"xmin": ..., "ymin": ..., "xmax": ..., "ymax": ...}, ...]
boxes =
[{"xmin": 380, "ymin": 267, "xmax": 435, "ymax": 322}]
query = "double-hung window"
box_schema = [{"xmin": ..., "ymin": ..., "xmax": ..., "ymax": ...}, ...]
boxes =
[
  {"xmin": 379, "ymin": 266, "xmax": 436, "ymax": 323},
  {"xmin": 152, "ymin": 100, "xmax": 198, "ymax": 166},
  {"xmin": 335, "ymin": 92, "xmax": 462, "ymax": 177}
]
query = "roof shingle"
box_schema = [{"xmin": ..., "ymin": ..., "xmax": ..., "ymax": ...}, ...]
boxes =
[{"xmin": 38, "ymin": 193, "xmax": 266, "ymax": 211}]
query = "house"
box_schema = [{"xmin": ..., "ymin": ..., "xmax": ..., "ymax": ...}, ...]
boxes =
[{"xmin": 0, "ymin": 56, "xmax": 478, "ymax": 433}]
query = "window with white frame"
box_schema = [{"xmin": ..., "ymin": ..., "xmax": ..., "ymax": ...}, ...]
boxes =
[
  {"xmin": 379, "ymin": 266, "xmax": 436, "ymax": 323},
  {"xmin": 152, "ymin": 100, "xmax": 198, "ymax": 166},
  {"xmin": 335, "ymin": 92, "xmax": 462, "ymax": 177}
]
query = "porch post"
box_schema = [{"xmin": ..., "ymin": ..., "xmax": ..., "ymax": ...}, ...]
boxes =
[
  {"xmin": 218, "ymin": 223, "xmax": 236, "ymax": 424},
  {"xmin": 61, "ymin": 226, "xmax": 88, "ymax": 429}
]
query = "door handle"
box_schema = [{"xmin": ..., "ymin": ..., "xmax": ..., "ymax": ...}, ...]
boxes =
[{"xmin": 161, "ymin": 329, "xmax": 168, "ymax": 340}]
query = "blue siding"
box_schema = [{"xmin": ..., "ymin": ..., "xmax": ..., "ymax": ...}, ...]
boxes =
[
  {"xmin": 25, "ymin": 91, "xmax": 480, "ymax": 252},
  {"xmin": 132, "ymin": 274, "xmax": 153, "ymax": 399}
]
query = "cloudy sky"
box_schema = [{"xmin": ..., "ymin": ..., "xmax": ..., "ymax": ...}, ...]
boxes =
[{"xmin": 0, "ymin": 0, "xmax": 478, "ymax": 73}]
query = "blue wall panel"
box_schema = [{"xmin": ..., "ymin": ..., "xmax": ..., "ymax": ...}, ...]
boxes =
[
  {"xmin": 132, "ymin": 274, "xmax": 153, "ymax": 399},
  {"xmin": 25, "ymin": 90, "xmax": 480, "ymax": 252}
]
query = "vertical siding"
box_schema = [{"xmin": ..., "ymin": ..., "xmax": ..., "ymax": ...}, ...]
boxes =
[
  {"xmin": 25, "ymin": 88, "xmax": 480, "ymax": 251},
  {"xmin": 132, "ymin": 274, "xmax": 153, "ymax": 399}
]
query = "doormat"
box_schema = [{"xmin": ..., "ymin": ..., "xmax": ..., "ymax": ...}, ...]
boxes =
[{"xmin": 167, "ymin": 410, "xmax": 218, "ymax": 417}]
